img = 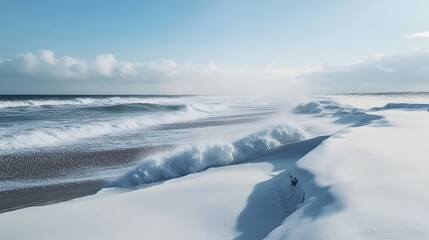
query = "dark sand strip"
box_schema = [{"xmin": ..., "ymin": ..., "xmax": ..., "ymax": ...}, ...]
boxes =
[
  {"xmin": 0, "ymin": 180, "xmax": 103, "ymax": 213},
  {"xmin": 0, "ymin": 145, "xmax": 174, "ymax": 213},
  {"xmin": 0, "ymin": 145, "xmax": 173, "ymax": 181}
]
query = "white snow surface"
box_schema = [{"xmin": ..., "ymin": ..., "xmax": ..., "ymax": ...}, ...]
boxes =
[
  {"xmin": 1, "ymin": 95, "xmax": 429, "ymax": 240},
  {"xmin": 266, "ymin": 110, "xmax": 429, "ymax": 240}
]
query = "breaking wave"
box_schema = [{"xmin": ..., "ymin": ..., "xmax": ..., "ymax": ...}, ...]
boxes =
[
  {"xmin": 0, "ymin": 96, "xmax": 183, "ymax": 109},
  {"xmin": 85, "ymin": 103, "xmax": 187, "ymax": 113},
  {"xmin": 109, "ymin": 123, "xmax": 308, "ymax": 188},
  {"xmin": 0, "ymin": 96, "xmax": 232, "ymax": 151},
  {"xmin": 0, "ymin": 106, "xmax": 217, "ymax": 151}
]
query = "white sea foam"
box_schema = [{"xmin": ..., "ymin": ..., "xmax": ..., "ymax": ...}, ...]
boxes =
[{"xmin": 0, "ymin": 98, "xmax": 94, "ymax": 108}]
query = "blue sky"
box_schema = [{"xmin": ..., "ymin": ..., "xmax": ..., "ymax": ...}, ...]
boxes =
[{"xmin": 0, "ymin": 0, "xmax": 428, "ymax": 94}]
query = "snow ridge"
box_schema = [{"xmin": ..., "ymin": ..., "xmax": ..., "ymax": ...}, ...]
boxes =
[{"xmin": 294, "ymin": 100, "xmax": 383, "ymax": 127}]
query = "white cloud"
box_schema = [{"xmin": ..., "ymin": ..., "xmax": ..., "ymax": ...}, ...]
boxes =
[
  {"xmin": 406, "ymin": 31, "xmax": 429, "ymax": 39},
  {"xmin": 95, "ymin": 54, "xmax": 118, "ymax": 76},
  {"xmin": 119, "ymin": 62, "xmax": 138, "ymax": 75},
  {"xmin": 298, "ymin": 48, "xmax": 429, "ymax": 93},
  {"xmin": 39, "ymin": 49, "xmax": 57, "ymax": 64},
  {"xmin": 0, "ymin": 49, "xmax": 428, "ymax": 95},
  {"xmin": 19, "ymin": 52, "xmax": 38, "ymax": 70}
]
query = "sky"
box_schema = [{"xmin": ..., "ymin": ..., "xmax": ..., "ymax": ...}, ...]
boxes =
[{"xmin": 0, "ymin": 0, "xmax": 428, "ymax": 95}]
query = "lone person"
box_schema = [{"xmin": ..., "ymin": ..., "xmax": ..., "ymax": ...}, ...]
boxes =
[{"xmin": 290, "ymin": 175, "xmax": 298, "ymax": 187}]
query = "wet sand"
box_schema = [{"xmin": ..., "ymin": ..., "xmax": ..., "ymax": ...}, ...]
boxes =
[
  {"xmin": 0, "ymin": 145, "xmax": 172, "ymax": 181},
  {"xmin": 0, "ymin": 145, "xmax": 173, "ymax": 213},
  {"xmin": 0, "ymin": 180, "xmax": 103, "ymax": 213}
]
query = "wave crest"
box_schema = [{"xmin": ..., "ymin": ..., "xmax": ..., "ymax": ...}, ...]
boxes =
[{"xmin": 109, "ymin": 123, "xmax": 308, "ymax": 188}]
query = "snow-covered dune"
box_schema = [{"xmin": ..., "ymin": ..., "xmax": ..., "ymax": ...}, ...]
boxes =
[{"xmin": 266, "ymin": 109, "xmax": 429, "ymax": 240}]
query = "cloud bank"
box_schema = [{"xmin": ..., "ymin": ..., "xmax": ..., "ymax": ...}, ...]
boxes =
[
  {"xmin": 299, "ymin": 49, "xmax": 429, "ymax": 93},
  {"xmin": 0, "ymin": 49, "xmax": 303, "ymax": 95},
  {"xmin": 0, "ymin": 49, "xmax": 428, "ymax": 95}
]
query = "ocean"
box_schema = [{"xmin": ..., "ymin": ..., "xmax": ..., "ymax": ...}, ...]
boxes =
[{"xmin": 0, "ymin": 95, "xmax": 302, "ymax": 211}]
